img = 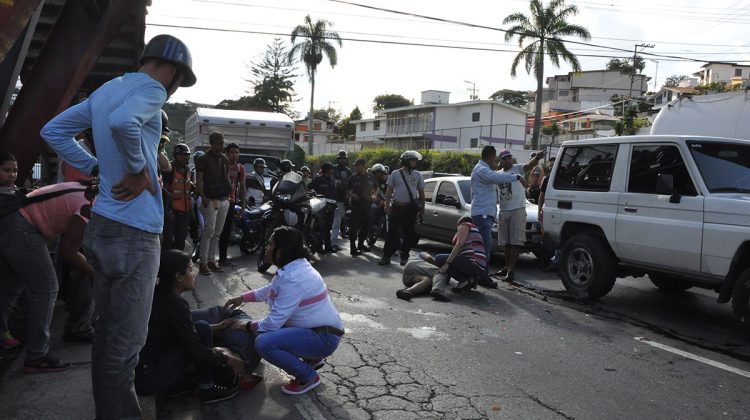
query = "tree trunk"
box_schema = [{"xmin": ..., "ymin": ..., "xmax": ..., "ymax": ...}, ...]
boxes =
[
  {"xmin": 531, "ymin": 39, "xmax": 545, "ymax": 150},
  {"xmin": 307, "ymin": 71, "xmax": 315, "ymax": 156}
]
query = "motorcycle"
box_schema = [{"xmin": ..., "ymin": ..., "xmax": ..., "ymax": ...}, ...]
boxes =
[
  {"xmin": 231, "ymin": 199, "xmax": 270, "ymax": 255},
  {"xmin": 256, "ymin": 172, "xmax": 337, "ymax": 273}
]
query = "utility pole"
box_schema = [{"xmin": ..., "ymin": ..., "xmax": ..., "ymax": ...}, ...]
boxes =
[
  {"xmin": 464, "ymin": 80, "xmax": 479, "ymax": 100},
  {"xmin": 650, "ymin": 59, "xmax": 660, "ymax": 92},
  {"xmin": 629, "ymin": 43, "xmax": 654, "ymax": 108}
]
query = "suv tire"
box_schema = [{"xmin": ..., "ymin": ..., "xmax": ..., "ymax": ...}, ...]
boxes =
[
  {"xmin": 560, "ymin": 233, "xmax": 617, "ymax": 299},
  {"xmin": 649, "ymin": 273, "xmax": 692, "ymax": 292},
  {"xmin": 731, "ymin": 267, "xmax": 750, "ymax": 332}
]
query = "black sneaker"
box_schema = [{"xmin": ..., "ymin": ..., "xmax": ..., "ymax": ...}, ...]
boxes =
[
  {"xmin": 350, "ymin": 250, "xmax": 361, "ymax": 257},
  {"xmin": 22, "ymin": 354, "xmax": 71, "ymax": 373},
  {"xmin": 63, "ymin": 329, "xmax": 95, "ymax": 344},
  {"xmin": 430, "ymin": 290, "xmax": 451, "ymax": 302},
  {"xmin": 477, "ymin": 278, "xmax": 499, "ymax": 289},
  {"xmin": 199, "ymin": 383, "xmax": 239, "ymax": 405},
  {"xmin": 396, "ymin": 289, "xmax": 412, "ymax": 301},
  {"xmin": 400, "ymin": 256, "xmax": 409, "ymax": 266},
  {"xmin": 378, "ymin": 257, "xmax": 391, "ymax": 265},
  {"xmin": 358, "ymin": 245, "xmax": 371, "ymax": 253}
]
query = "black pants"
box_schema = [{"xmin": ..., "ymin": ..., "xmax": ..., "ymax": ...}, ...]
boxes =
[
  {"xmin": 383, "ymin": 203, "xmax": 419, "ymax": 259},
  {"xmin": 349, "ymin": 203, "xmax": 370, "ymax": 248},
  {"xmin": 163, "ymin": 210, "xmax": 190, "ymax": 251},
  {"xmin": 134, "ymin": 320, "xmax": 215, "ymax": 396},
  {"xmin": 219, "ymin": 202, "xmax": 237, "ymax": 262}
]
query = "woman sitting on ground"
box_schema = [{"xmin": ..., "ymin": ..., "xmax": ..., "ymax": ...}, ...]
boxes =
[
  {"xmin": 135, "ymin": 250, "xmax": 246, "ymax": 405},
  {"xmin": 397, "ymin": 216, "xmax": 486, "ymax": 302},
  {"xmin": 224, "ymin": 226, "xmax": 344, "ymax": 395}
]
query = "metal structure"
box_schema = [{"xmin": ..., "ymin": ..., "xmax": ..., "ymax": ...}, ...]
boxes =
[{"xmin": 0, "ymin": 0, "xmax": 147, "ymax": 184}]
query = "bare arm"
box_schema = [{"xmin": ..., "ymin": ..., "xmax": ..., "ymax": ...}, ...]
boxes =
[
  {"xmin": 439, "ymin": 224, "xmax": 470, "ymax": 273},
  {"xmin": 383, "ymin": 184, "xmax": 395, "ymax": 214},
  {"xmin": 60, "ymin": 215, "xmax": 94, "ymax": 276},
  {"xmin": 523, "ymin": 150, "xmax": 545, "ymax": 172}
]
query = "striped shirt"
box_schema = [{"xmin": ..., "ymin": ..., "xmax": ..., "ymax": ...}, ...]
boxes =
[{"xmin": 452, "ymin": 222, "xmax": 487, "ymax": 270}]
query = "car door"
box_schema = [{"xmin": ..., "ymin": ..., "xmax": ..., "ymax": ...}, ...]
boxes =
[
  {"xmin": 615, "ymin": 143, "xmax": 704, "ymax": 272},
  {"xmin": 416, "ymin": 179, "xmax": 438, "ymax": 239},
  {"xmin": 432, "ymin": 180, "xmax": 463, "ymax": 241}
]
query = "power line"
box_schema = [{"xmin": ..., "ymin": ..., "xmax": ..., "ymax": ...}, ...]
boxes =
[
  {"xmin": 189, "ymin": 0, "xmax": 750, "ymax": 48},
  {"xmin": 322, "ymin": 0, "xmax": 741, "ymax": 64},
  {"xmin": 152, "ymin": 13, "xmax": 749, "ymax": 56},
  {"xmin": 146, "ymin": 22, "xmax": 750, "ymax": 64}
]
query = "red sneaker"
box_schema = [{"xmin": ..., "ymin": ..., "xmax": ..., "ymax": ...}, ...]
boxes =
[
  {"xmin": 2, "ymin": 331, "xmax": 20, "ymax": 350},
  {"xmin": 281, "ymin": 374, "xmax": 321, "ymax": 395}
]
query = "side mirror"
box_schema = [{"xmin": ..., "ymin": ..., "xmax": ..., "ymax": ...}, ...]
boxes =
[
  {"xmin": 655, "ymin": 173, "xmax": 674, "ymax": 195},
  {"xmin": 656, "ymin": 173, "xmax": 681, "ymax": 203}
]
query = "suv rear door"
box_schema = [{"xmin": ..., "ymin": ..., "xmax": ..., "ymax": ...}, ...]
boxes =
[{"xmin": 615, "ymin": 143, "xmax": 703, "ymax": 271}]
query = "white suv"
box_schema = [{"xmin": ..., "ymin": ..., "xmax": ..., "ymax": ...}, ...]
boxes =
[{"xmin": 542, "ymin": 135, "xmax": 750, "ymax": 331}]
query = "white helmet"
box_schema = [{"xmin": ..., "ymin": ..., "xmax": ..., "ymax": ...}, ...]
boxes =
[
  {"xmin": 371, "ymin": 163, "xmax": 386, "ymax": 174},
  {"xmin": 400, "ymin": 150, "xmax": 422, "ymax": 166}
]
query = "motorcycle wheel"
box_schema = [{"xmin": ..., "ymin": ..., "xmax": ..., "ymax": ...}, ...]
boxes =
[
  {"xmin": 239, "ymin": 232, "xmax": 261, "ymax": 255},
  {"xmin": 256, "ymin": 226, "xmax": 272, "ymax": 273}
]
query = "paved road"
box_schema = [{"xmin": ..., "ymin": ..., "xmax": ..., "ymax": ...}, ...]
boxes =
[
  {"xmin": 2, "ymin": 238, "xmax": 748, "ymax": 420},
  {"xmin": 162, "ymin": 238, "xmax": 750, "ymax": 420}
]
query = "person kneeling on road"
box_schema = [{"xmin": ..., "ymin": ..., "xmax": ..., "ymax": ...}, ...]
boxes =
[
  {"xmin": 396, "ymin": 216, "xmax": 485, "ymax": 302},
  {"xmin": 135, "ymin": 250, "xmax": 247, "ymax": 405},
  {"xmin": 224, "ymin": 226, "xmax": 344, "ymax": 395}
]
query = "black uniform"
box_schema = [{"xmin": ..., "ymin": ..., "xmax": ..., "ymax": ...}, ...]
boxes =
[
  {"xmin": 346, "ymin": 173, "xmax": 374, "ymax": 250},
  {"xmin": 310, "ymin": 175, "xmax": 337, "ymax": 250}
]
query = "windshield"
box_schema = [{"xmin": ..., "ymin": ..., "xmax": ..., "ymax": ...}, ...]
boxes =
[
  {"xmin": 458, "ymin": 180, "xmax": 472, "ymax": 204},
  {"xmin": 688, "ymin": 141, "xmax": 750, "ymax": 193}
]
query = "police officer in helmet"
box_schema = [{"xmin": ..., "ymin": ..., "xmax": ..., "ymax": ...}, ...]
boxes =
[
  {"xmin": 379, "ymin": 151, "xmax": 426, "ymax": 266},
  {"xmin": 331, "ymin": 150, "xmax": 352, "ymax": 250},
  {"xmin": 346, "ymin": 158, "xmax": 376, "ymax": 257}
]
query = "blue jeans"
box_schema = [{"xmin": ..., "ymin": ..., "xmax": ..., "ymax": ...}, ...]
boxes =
[
  {"xmin": 435, "ymin": 254, "xmax": 480, "ymax": 282},
  {"xmin": 84, "ymin": 213, "xmax": 160, "ymax": 420},
  {"xmin": 471, "ymin": 215, "xmax": 494, "ymax": 274},
  {"xmin": 255, "ymin": 327, "xmax": 341, "ymax": 384},
  {"xmin": 0, "ymin": 213, "xmax": 58, "ymax": 360}
]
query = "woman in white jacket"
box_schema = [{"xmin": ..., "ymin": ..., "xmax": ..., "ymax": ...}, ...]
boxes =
[{"xmin": 224, "ymin": 226, "xmax": 344, "ymax": 395}]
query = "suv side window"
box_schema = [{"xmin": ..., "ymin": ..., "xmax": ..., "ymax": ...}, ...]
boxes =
[
  {"xmin": 424, "ymin": 180, "xmax": 436, "ymax": 203},
  {"xmin": 628, "ymin": 145, "xmax": 697, "ymax": 196},
  {"xmin": 553, "ymin": 145, "xmax": 618, "ymax": 191},
  {"xmin": 436, "ymin": 181, "xmax": 460, "ymax": 207}
]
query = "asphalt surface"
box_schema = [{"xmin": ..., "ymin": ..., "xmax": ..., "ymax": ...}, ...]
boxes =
[{"xmin": 2, "ymin": 238, "xmax": 749, "ymax": 419}]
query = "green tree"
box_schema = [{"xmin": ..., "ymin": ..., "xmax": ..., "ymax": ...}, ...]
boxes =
[
  {"xmin": 372, "ymin": 93, "xmax": 412, "ymax": 111},
  {"xmin": 503, "ymin": 0, "xmax": 590, "ymax": 149},
  {"xmin": 247, "ymin": 38, "xmax": 298, "ymax": 117},
  {"xmin": 215, "ymin": 96, "xmax": 261, "ymax": 111},
  {"xmin": 162, "ymin": 102, "xmax": 198, "ymax": 136},
  {"xmin": 312, "ymin": 107, "xmax": 342, "ymax": 123},
  {"xmin": 338, "ymin": 106, "xmax": 362, "ymax": 141},
  {"xmin": 606, "ymin": 56, "xmax": 645, "ymax": 74},
  {"xmin": 663, "ymin": 74, "xmax": 689, "ymax": 88},
  {"xmin": 489, "ymin": 89, "xmax": 529, "ymax": 107},
  {"xmin": 289, "ymin": 15, "xmax": 343, "ymax": 155}
]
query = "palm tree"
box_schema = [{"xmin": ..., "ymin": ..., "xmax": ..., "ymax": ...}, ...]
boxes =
[
  {"xmin": 503, "ymin": 0, "xmax": 590, "ymax": 149},
  {"xmin": 289, "ymin": 15, "xmax": 342, "ymax": 155}
]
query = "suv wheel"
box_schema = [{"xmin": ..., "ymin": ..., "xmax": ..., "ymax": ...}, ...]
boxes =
[
  {"xmin": 731, "ymin": 267, "xmax": 750, "ymax": 332},
  {"xmin": 560, "ymin": 234, "xmax": 617, "ymax": 299},
  {"xmin": 649, "ymin": 273, "xmax": 692, "ymax": 292}
]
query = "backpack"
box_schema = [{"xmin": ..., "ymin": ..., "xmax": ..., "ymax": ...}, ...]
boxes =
[{"xmin": 0, "ymin": 185, "xmax": 94, "ymax": 220}]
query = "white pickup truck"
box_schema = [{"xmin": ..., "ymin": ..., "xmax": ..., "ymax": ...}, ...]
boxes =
[{"xmin": 542, "ymin": 135, "xmax": 750, "ymax": 331}]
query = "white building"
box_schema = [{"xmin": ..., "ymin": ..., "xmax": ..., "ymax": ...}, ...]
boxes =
[
  {"xmin": 294, "ymin": 117, "xmax": 360, "ymax": 155},
  {"xmin": 353, "ymin": 90, "xmax": 531, "ymax": 151},
  {"xmin": 542, "ymin": 70, "xmax": 650, "ymax": 115},
  {"xmin": 693, "ymin": 62, "xmax": 750, "ymax": 86}
]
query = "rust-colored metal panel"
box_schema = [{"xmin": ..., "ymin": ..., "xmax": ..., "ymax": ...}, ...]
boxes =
[
  {"xmin": 0, "ymin": 0, "xmax": 43, "ymax": 63},
  {"xmin": 0, "ymin": 0, "xmax": 146, "ymax": 184}
]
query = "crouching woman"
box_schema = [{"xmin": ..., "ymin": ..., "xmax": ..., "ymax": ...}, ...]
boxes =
[{"xmin": 224, "ymin": 226, "xmax": 344, "ymax": 395}]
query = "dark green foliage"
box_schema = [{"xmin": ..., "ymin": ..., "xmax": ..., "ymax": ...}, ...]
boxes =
[
  {"xmin": 372, "ymin": 94, "xmax": 412, "ymax": 111},
  {"xmin": 305, "ymin": 149, "xmax": 481, "ymax": 176}
]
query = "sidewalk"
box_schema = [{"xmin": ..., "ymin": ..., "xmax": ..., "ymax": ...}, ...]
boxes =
[{"xmin": 0, "ymin": 298, "xmax": 315, "ymax": 419}]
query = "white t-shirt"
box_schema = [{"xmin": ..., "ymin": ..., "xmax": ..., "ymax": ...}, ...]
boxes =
[{"xmin": 497, "ymin": 164, "xmax": 525, "ymax": 211}]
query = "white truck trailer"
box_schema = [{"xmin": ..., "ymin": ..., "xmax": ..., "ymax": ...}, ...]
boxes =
[
  {"xmin": 650, "ymin": 89, "xmax": 750, "ymax": 139},
  {"xmin": 184, "ymin": 108, "xmax": 295, "ymax": 158}
]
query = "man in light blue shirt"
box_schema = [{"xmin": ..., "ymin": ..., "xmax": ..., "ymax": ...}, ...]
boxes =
[
  {"xmin": 470, "ymin": 145, "xmax": 527, "ymax": 286},
  {"xmin": 41, "ymin": 35, "xmax": 197, "ymax": 419}
]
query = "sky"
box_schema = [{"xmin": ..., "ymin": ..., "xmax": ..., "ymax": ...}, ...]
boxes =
[{"xmin": 145, "ymin": 0, "xmax": 750, "ymax": 120}]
